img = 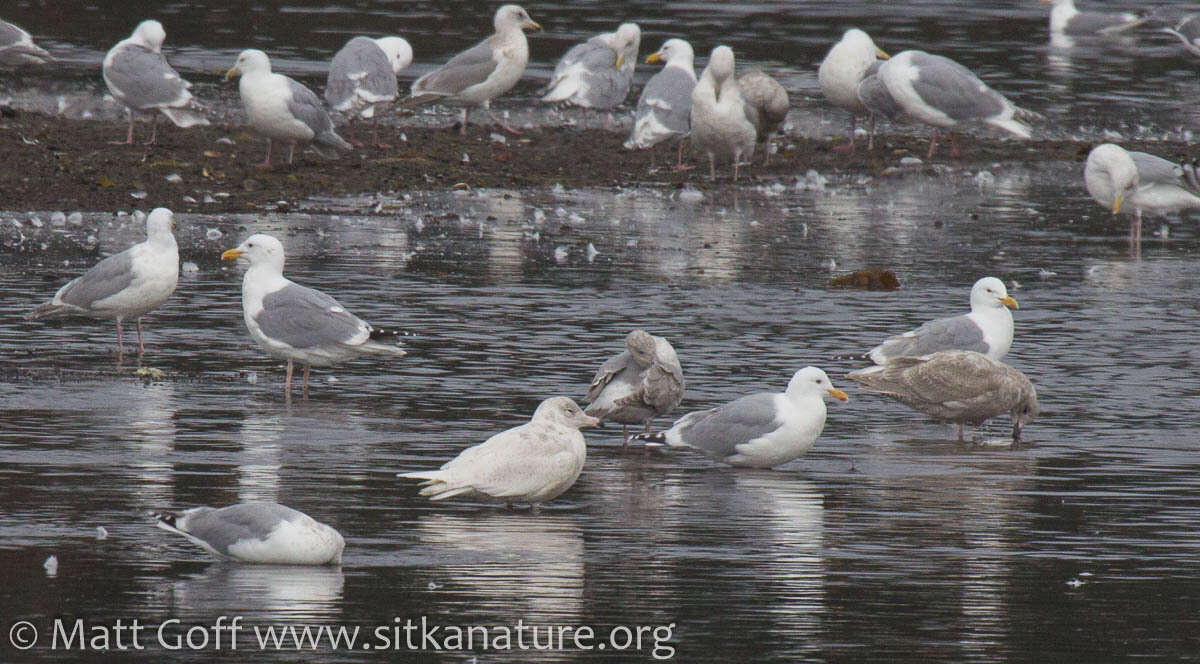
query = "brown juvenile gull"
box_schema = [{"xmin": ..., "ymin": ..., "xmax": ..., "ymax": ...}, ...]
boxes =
[
  {"xmin": 0, "ymin": 18, "xmax": 52, "ymax": 66},
  {"xmin": 635, "ymin": 367, "xmax": 848, "ymax": 469},
  {"xmin": 1084, "ymin": 143, "xmax": 1200, "ymax": 245},
  {"xmin": 403, "ymin": 4, "xmax": 541, "ymax": 135},
  {"xmin": 221, "ymin": 234, "xmax": 405, "ymax": 397},
  {"xmin": 27, "ymin": 207, "xmax": 179, "ymax": 364},
  {"xmin": 848, "ymin": 350, "xmax": 1040, "ymax": 442},
  {"xmin": 226, "ymin": 49, "xmax": 352, "ymax": 169},
  {"xmin": 325, "ymin": 36, "xmax": 413, "ymax": 147},
  {"xmin": 154, "ymin": 502, "xmax": 344, "ymax": 565},
  {"xmin": 399, "ymin": 397, "xmax": 599, "ymax": 512},
  {"xmin": 624, "ymin": 38, "xmax": 696, "ymax": 169},
  {"xmin": 818, "ymin": 28, "xmax": 890, "ymax": 151},
  {"xmin": 737, "ymin": 69, "xmax": 789, "ymax": 165},
  {"xmin": 1043, "ymin": 0, "xmax": 1150, "ymax": 36},
  {"xmin": 102, "ymin": 20, "xmax": 209, "ymax": 145},
  {"xmin": 867, "ymin": 276, "xmax": 1018, "ymax": 365},
  {"xmin": 690, "ymin": 45, "xmax": 756, "ymax": 180},
  {"xmin": 541, "ymin": 22, "xmax": 640, "ymax": 129},
  {"xmin": 583, "ymin": 330, "xmax": 684, "ymax": 443}
]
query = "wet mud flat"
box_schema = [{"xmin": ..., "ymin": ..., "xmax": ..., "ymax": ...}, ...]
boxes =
[{"xmin": 1, "ymin": 108, "xmax": 1189, "ymax": 214}]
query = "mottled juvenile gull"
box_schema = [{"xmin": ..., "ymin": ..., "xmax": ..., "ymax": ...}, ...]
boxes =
[
  {"xmin": 102, "ymin": 20, "xmax": 209, "ymax": 145},
  {"xmin": 867, "ymin": 276, "xmax": 1018, "ymax": 365},
  {"xmin": 583, "ymin": 330, "xmax": 684, "ymax": 442},
  {"xmin": 624, "ymin": 38, "xmax": 696, "ymax": 169},
  {"xmin": 1161, "ymin": 15, "xmax": 1200, "ymax": 57},
  {"xmin": 226, "ymin": 49, "xmax": 351, "ymax": 169},
  {"xmin": 690, "ymin": 45, "xmax": 756, "ymax": 180},
  {"xmin": 636, "ymin": 367, "xmax": 847, "ymax": 469},
  {"xmin": 0, "ymin": 18, "xmax": 52, "ymax": 66},
  {"xmin": 877, "ymin": 50, "xmax": 1033, "ymax": 159},
  {"xmin": 1085, "ymin": 143, "xmax": 1200, "ymax": 244},
  {"xmin": 221, "ymin": 234, "xmax": 405, "ymax": 396},
  {"xmin": 541, "ymin": 22, "xmax": 640, "ymax": 129},
  {"xmin": 1043, "ymin": 0, "xmax": 1149, "ymax": 35},
  {"xmin": 848, "ymin": 350, "xmax": 1040, "ymax": 442},
  {"xmin": 818, "ymin": 28, "xmax": 889, "ymax": 151},
  {"xmin": 155, "ymin": 502, "xmax": 344, "ymax": 565},
  {"xmin": 27, "ymin": 207, "xmax": 178, "ymax": 364},
  {"xmin": 325, "ymin": 35, "xmax": 412, "ymax": 147},
  {"xmin": 403, "ymin": 4, "xmax": 541, "ymax": 135},
  {"xmin": 399, "ymin": 397, "xmax": 599, "ymax": 511},
  {"xmin": 737, "ymin": 69, "xmax": 789, "ymax": 165}
]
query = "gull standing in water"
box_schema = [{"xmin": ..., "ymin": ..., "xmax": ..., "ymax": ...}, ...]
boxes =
[
  {"xmin": 583, "ymin": 330, "xmax": 684, "ymax": 443},
  {"xmin": 155, "ymin": 502, "xmax": 344, "ymax": 565},
  {"xmin": 1084, "ymin": 143, "xmax": 1200, "ymax": 246},
  {"xmin": 818, "ymin": 28, "xmax": 889, "ymax": 151}
]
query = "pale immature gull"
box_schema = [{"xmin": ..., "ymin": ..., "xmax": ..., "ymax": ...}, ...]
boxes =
[
  {"xmin": 1042, "ymin": 0, "xmax": 1149, "ymax": 36},
  {"xmin": 690, "ymin": 45, "xmax": 756, "ymax": 180},
  {"xmin": 403, "ymin": 4, "xmax": 541, "ymax": 135},
  {"xmin": 737, "ymin": 69, "xmax": 789, "ymax": 165},
  {"xmin": 848, "ymin": 350, "xmax": 1040, "ymax": 442},
  {"xmin": 818, "ymin": 28, "xmax": 890, "ymax": 151},
  {"xmin": 541, "ymin": 22, "xmax": 640, "ymax": 129},
  {"xmin": 1161, "ymin": 15, "xmax": 1200, "ymax": 57},
  {"xmin": 583, "ymin": 330, "xmax": 684, "ymax": 442},
  {"xmin": 221, "ymin": 234, "xmax": 405, "ymax": 396},
  {"xmin": 325, "ymin": 36, "xmax": 413, "ymax": 147},
  {"xmin": 856, "ymin": 60, "xmax": 905, "ymax": 131},
  {"xmin": 226, "ymin": 49, "xmax": 352, "ymax": 169},
  {"xmin": 154, "ymin": 502, "xmax": 344, "ymax": 565},
  {"xmin": 624, "ymin": 38, "xmax": 696, "ymax": 170},
  {"xmin": 0, "ymin": 18, "xmax": 52, "ymax": 66},
  {"xmin": 102, "ymin": 20, "xmax": 209, "ymax": 145},
  {"xmin": 1085, "ymin": 143, "xmax": 1200, "ymax": 245},
  {"xmin": 877, "ymin": 50, "xmax": 1033, "ymax": 159},
  {"xmin": 399, "ymin": 397, "xmax": 599, "ymax": 512},
  {"xmin": 636, "ymin": 367, "xmax": 847, "ymax": 469},
  {"xmin": 867, "ymin": 276, "xmax": 1018, "ymax": 365},
  {"xmin": 26, "ymin": 207, "xmax": 178, "ymax": 364}
]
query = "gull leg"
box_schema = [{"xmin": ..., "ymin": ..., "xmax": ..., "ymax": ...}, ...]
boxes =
[
  {"xmin": 136, "ymin": 317, "xmax": 145, "ymax": 359},
  {"xmin": 957, "ymin": 423, "xmax": 965, "ymax": 442},
  {"xmin": 145, "ymin": 115, "xmax": 159, "ymax": 145},
  {"xmin": 621, "ymin": 424, "xmax": 630, "ymax": 448},
  {"xmin": 949, "ymin": 132, "xmax": 962, "ymax": 158},
  {"xmin": 868, "ymin": 115, "xmax": 876, "ymax": 150},
  {"xmin": 488, "ymin": 109, "xmax": 523, "ymax": 135},
  {"xmin": 833, "ymin": 116, "xmax": 856, "ymax": 153},
  {"xmin": 255, "ymin": 139, "xmax": 273, "ymax": 169},
  {"xmin": 287, "ymin": 143, "xmax": 296, "ymax": 164},
  {"xmin": 927, "ymin": 129, "xmax": 940, "ymax": 160},
  {"xmin": 370, "ymin": 115, "xmax": 391, "ymax": 148},
  {"xmin": 709, "ymin": 154, "xmax": 716, "ymax": 180},
  {"xmin": 115, "ymin": 317, "xmax": 125, "ymax": 365},
  {"xmin": 459, "ymin": 107, "xmax": 470, "ymax": 135},
  {"xmin": 284, "ymin": 359, "xmax": 294, "ymax": 396},
  {"xmin": 302, "ymin": 364, "xmax": 311, "ymax": 398},
  {"xmin": 110, "ymin": 109, "xmax": 136, "ymax": 145},
  {"xmin": 675, "ymin": 141, "xmax": 694, "ymax": 171}
]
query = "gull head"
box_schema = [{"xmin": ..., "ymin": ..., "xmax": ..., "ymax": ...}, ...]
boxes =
[
  {"xmin": 1085, "ymin": 143, "xmax": 1138, "ymax": 215},
  {"xmin": 706, "ymin": 45, "xmax": 737, "ymax": 84},
  {"xmin": 624, "ymin": 329, "xmax": 658, "ymax": 365},
  {"xmin": 496, "ymin": 5, "xmax": 541, "ymax": 33},
  {"xmin": 647, "ymin": 38, "xmax": 694, "ymax": 66},
  {"xmin": 1011, "ymin": 389, "xmax": 1040, "ymax": 442},
  {"xmin": 146, "ymin": 207, "xmax": 176, "ymax": 238},
  {"xmin": 786, "ymin": 367, "xmax": 849, "ymax": 403},
  {"xmin": 132, "ymin": 20, "xmax": 166, "ymax": 52},
  {"xmin": 226, "ymin": 49, "xmax": 271, "ymax": 81},
  {"xmin": 970, "ymin": 276, "xmax": 1018, "ymax": 311},
  {"xmin": 222, "ymin": 233, "xmax": 285, "ymax": 272},
  {"xmin": 375, "ymin": 37, "xmax": 414, "ymax": 75},
  {"xmin": 534, "ymin": 397, "xmax": 601, "ymax": 429}
]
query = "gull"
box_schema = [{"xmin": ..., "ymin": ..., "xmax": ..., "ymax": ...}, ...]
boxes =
[
  {"xmin": 583, "ymin": 330, "xmax": 684, "ymax": 442},
  {"xmin": 818, "ymin": 28, "xmax": 889, "ymax": 151},
  {"xmin": 0, "ymin": 18, "xmax": 53, "ymax": 66},
  {"xmin": 624, "ymin": 38, "xmax": 696, "ymax": 170},
  {"xmin": 541, "ymin": 22, "xmax": 640, "ymax": 129},
  {"xmin": 1084, "ymin": 143, "xmax": 1200, "ymax": 245},
  {"xmin": 155, "ymin": 502, "xmax": 344, "ymax": 565},
  {"xmin": 1042, "ymin": 0, "xmax": 1149, "ymax": 36},
  {"xmin": 737, "ymin": 69, "xmax": 789, "ymax": 165},
  {"xmin": 856, "ymin": 60, "xmax": 906, "ymax": 135},
  {"xmin": 690, "ymin": 45, "xmax": 756, "ymax": 180},
  {"xmin": 325, "ymin": 35, "xmax": 413, "ymax": 147}
]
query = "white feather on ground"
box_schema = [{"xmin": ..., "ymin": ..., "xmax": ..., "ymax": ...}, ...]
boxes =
[
  {"xmin": 102, "ymin": 20, "xmax": 208, "ymax": 145},
  {"xmin": 155, "ymin": 502, "xmax": 344, "ymax": 565}
]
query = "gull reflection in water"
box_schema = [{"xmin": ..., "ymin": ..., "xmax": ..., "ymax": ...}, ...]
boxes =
[{"xmin": 164, "ymin": 563, "xmax": 345, "ymax": 619}]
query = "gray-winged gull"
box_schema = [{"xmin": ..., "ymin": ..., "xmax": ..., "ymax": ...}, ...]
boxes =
[
  {"xmin": 737, "ymin": 69, "xmax": 789, "ymax": 165},
  {"xmin": 325, "ymin": 36, "xmax": 412, "ymax": 147},
  {"xmin": 155, "ymin": 502, "xmax": 344, "ymax": 565},
  {"xmin": 624, "ymin": 38, "xmax": 696, "ymax": 169},
  {"xmin": 877, "ymin": 50, "xmax": 1033, "ymax": 159},
  {"xmin": 227, "ymin": 49, "xmax": 351, "ymax": 169},
  {"xmin": 867, "ymin": 276, "xmax": 1018, "ymax": 365},
  {"xmin": 690, "ymin": 45, "xmax": 756, "ymax": 180},
  {"xmin": 0, "ymin": 18, "xmax": 52, "ymax": 66},
  {"xmin": 818, "ymin": 28, "xmax": 890, "ymax": 151},
  {"xmin": 583, "ymin": 329, "xmax": 684, "ymax": 442},
  {"xmin": 848, "ymin": 350, "xmax": 1040, "ymax": 442},
  {"xmin": 1043, "ymin": 0, "xmax": 1148, "ymax": 35},
  {"xmin": 856, "ymin": 60, "xmax": 905, "ymax": 132},
  {"xmin": 1161, "ymin": 15, "xmax": 1200, "ymax": 56},
  {"xmin": 102, "ymin": 20, "xmax": 209, "ymax": 145},
  {"xmin": 221, "ymin": 233, "xmax": 405, "ymax": 396},
  {"xmin": 403, "ymin": 4, "xmax": 541, "ymax": 135},
  {"xmin": 541, "ymin": 22, "xmax": 640, "ymax": 129},
  {"xmin": 399, "ymin": 397, "xmax": 599, "ymax": 511},
  {"xmin": 1085, "ymin": 143, "xmax": 1200, "ymax": 245},
  {"xmin": 27, "ymin": 207, "xmax": 178, "ymax": 364},
  {"xmin": 636, "ymin": 367, "xmax": 848, "ymax": 469}
]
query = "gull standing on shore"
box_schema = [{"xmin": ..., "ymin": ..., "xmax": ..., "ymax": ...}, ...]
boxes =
[
  {"xmin": 325, "ymin": 36, "xmax": 413, "ymax": 147},
  {"xmin": 624, "ymin": 38, "xmax": 696, "ymax": 169},
  {"xmin": 737, "ymin": 69, "xmax": 789, "ymax": 165},
  {"xmin": 690, "ymin": 45, "xmax": 756, "ymax": 180},
  {"xmin": 541, "ymin": 22, "xmax": 640, "ymax": 129},
  {"xmin": 102, "ymin": 20, "xmax": 208, "ymax": 145},
  {"xmin": 818, "ymin": 28, "xmax": 889, "ymax": 151}
]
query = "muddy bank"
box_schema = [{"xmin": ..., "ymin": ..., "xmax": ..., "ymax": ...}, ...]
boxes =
[{"xmin": 0, "ymin": 108, "xmax": 1185, "ymax": 214}]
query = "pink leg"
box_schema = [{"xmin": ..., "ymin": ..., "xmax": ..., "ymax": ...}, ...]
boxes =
[
  {"xmin": 675, "ymin": 141, "xmax": 694, "ymax": 171},
  {"xmin": 145, "ymin": 115, "xmax": 159, "ymax": 145},
  {"xmin": 370, "ymin": 115, "xmax": 391, "ymax": 148},
  {"xmin": 708, "ymin": 154, "xmax": 716, "ymax": 180},
  {"xmin": 284, "ymin": 359, "xmax": 294, "ymax": 396},
  {"xmin": 733, "ymin": 154, "xmax": 742, "ymax": 181},
  {"xmin": 254, "ymin": 139, "xmax": 273, "ymax": 169},
  {"xmin": 927, "ymin": 129, "xmax": 940, "ymax": 159},
  {"xmin": 459, "ymin": 107, "xmax": 470, "ymax": 135},
  {"xmin": 136, "ymin": 317, "xmax": 145, "ymax": 358},
  {"xmin": 867, "ymin": 115, "xmax": 876, "ymax": 150},
  {"xmin": 346, "ymin": 118, "xmax": 364, "ymax": 148},
  {"xmin": 949, "ymin": 132, "xmax": 961, "ymax": 158},
  {"xmin": 833, "ymin": 116, "xmax": 857, "ymax": 153},
  {"xmin": 110, "ymin": 109, "xmax": 136, "ymax": 145},
  {"xmin": 115, "ymin": 317, "xmax": 125, "ymax": 364},
  {"xmin": 287, "ymin": 143, "xmax": 296, "ymax": 164},
  {"xmin": 487, "ymin": 107, "xmax": 523, "ymax": 135},
  {"xmin": 302, "ymin": 365, "xmax": 311, "ymax": 397}
]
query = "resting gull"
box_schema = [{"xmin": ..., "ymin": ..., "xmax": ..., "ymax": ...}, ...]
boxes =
[
  {"xmin": 636, "ymin": 367, "xmax": 847, "ymax": 469},
  {"xmin": 102, "ymin": 20, "xmax": 209, "ymax": 145},
  {"xmin": 1161, "ymin": 15, "xmax": 1200, "ymax": 57},
  {"xmin": 226, "ymin": 49, "xmax": 352, "ymax": 169},
  {"xmin": 221, "ymin": 234, "xmax": 405, "ymax": 396},
  {"xmin": 1084, "ymin": 143, "xmax": 1200, "ymax": 245},
  {"xmin": 848, "ymin": 350, "xmax": 1040, "ymax": 442},
  {"xmin": 403, "ymin": 4, "xmax": 541, "ymax": 135},
  {"xmin": 325, "ymin": 35, "xmax": 413, "ymax": 147},
  {"xmin": 1042, "ymin": 0, "xmax": 1148, "ymax": 36},
  {"xmin": 27, "ymin": 207, "xmax": 178, "ymax": 364},
  {"xmin": 738, "ymin": 69, "xmax": 789, "ymax": 166},
  {"xmin": 155, "ymin": 502, "xmax": 344, "ymax": 565},
  {"xmin": 399, "ymin": 397, "xmax": 599, "ymax": 512},
  {"xmin": 0, "ymin": 18, "xmax": 52, "ymax": 66},
  {"xmin": 690, "ymin": 45, "xmax": 756, "ymax": 180},
  {"xmin": 583, "ymin": 330, "xmax": 684, "ymax": 442},
  {"xmin": 876, "ymin": 50, "xmax": 1033, "ymax": 159},
  {"xmin": 867, "ymin": 276, "xmax": 1018, "ymax": 365},
  {"xmin": 818, "ymin": 28, "xmax": 890, "ymax": 151},
  {"xmin": 856, "ymin": 60, "xmax": 905, "ymax": 132},
  {"xmin": 541, "ymin": 22, "xmax": 640, "ymax": 129},
  {"xmin": 624, "ymin": 38, "xmax": 696, "ymax": 169}
]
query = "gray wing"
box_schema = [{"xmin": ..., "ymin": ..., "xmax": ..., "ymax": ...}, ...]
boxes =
[
  {"xmin": 737, "ymin": 69, "xmax": 788, "ymax": 136},
  {"xmin": 0, "ymin": 19, "xmax": 50, "ymax": 65},
  {"xmin": 1063, "ymin": 11, "xmax": 1140, "ymax": 35},
  {"xmin": 585, "ymin": 350, "xmax": 633, "ymax": 402},
  {"xmin": 285, "ymin": 77, "xmax": 336, "ymax": 135},
  {"xmin": 57, "ymin": 250, "xmax": 136, "ymax": 309},
  {"xmin": 674, "ymin": 393, "xmax": 781, "ymax": 459},
  {"xmin": 858, "ymin": 68, "xmax": 904, "ymax": 121},
  {"xmin": 325, "ymin": 37, "xmax": 397, "ymax": 110},
  {"xmin": 873, "ymin": 314, "xmax": 987, "ymax": 361},
  {"xmin": 1129, "ymin": 151, "xmax": 1190, "ymax": 187},
  {"xmin": 636, "ymin": 66, "xmax": 695, "ymax": 133},
  {"xmin": 907, "ymin": 52, "xmax": 1005, "ymax": 123},
  {"xmin": 256, "ymin": 283, "xmax": 369, "ymax": 349},
  {"xmin": 184, "ymin": 503, "xmax": 298, "ymax": 555},
  {"xmin": 414, "ymin": 38, "xmax": 498, "ymax": 95},
  {"xmin": 554, "ymin": 38, "xmax": 610, "ymax": 77},
  {"xmin": 103, "ymin": 43, "xmax": 189, "ymax": 110}
]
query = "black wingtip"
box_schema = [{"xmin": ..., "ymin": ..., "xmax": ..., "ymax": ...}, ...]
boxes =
[
  {"xmin": 153, "ymin": 511, "xmax": 178, "ymax": 527},
  {"xmin": 630, "ymin": 432, "xmax": 666, "ymax": 444},
  {"xmin": 369, "ymin": 327, "xmax": 412, "ymax": 341}
]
